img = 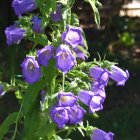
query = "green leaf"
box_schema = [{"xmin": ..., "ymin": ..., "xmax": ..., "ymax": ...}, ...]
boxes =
[
  {"xmin": 28, "ymin": 35, "xmax": 48, "ymax": 46},
  {"xmin": 24, "ymin": 104, "xmax": 41, "ymax": 140},
  {"xmin": 15, "ymin": 90, "xmax": 22, "ymax": 99},
  {"xmin": 22, "ymin": 78, "xmax": 47, "ymax": 115},
  {"xmin": 86, "ymin": 126, "xmax": 96, "ymax": 136},
  {"xmin": 77, "ymin": 46, "xmax": 89, "ymax": 58},
  {"xmin": 0, "ymin": 112, "xmax": 18, "ymax": 139},
  {"xmin": 86, "ymin": 0, "xmax": 100, "ymax": 27},
  {"xmin": 50, "ymin": 135, "xmax": 62, "ymax": 140},
  {"xmin": 62, "ymin": 8, "xmax": 71, "ymax": 25},
  {"xmin": 42, "ymin": 0, "xmax": 56, "ymax": 16},
  {"xmin": 43, "ymin": 58, "xmax": 58, "ymax": 95},
  {"xmin": 71, "ymin": 13, "xmax": 79, "ymax": 26},
  {"xmin": 65, "ymin": 80, "xmax": 78, "ymax": 92},
  {"xmin": 77, "ymin": 127, "xmax": 85, "ymax": 136},
  {"xmin": 93, "ymin": 113, "xmax": 99, "ymax": 118},
  {"xmin": 35, "ymin": 119, "xmax": 56, "ymax": 139}
]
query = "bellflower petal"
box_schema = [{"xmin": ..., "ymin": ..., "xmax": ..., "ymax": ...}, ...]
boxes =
[
  {"xmin": 5, "ymin": 24, "xmax": 26, "ymax": 46},
  {"xmin": 50, "ymin": 105, "xmax": 69, "ymax": 129},
  {"xmin": 20, "ymin": 56, "xmax": 42, "ymax": 84},
  {"xmin": 73, "ymin": 48, "xmax": 86, "ymax": 61},
  {"xmin": 37, "ymin": 45, "xmax": 54, "ymax": 67},
  {"xmin": 12, "ymin": 0, "xmax": 36, "ymax": 16},
  {"xmin": 50, "ymin": 4, "xmax": 62, "ymax": 22},
  {"xmin": 110, "ymin": 65, "xmax": 129, "ymax": 86},
  {"xmin": 98, "ymin": 69, "xmax": 111, "ymax": 86},
  {"xmin": 90, "ymin": 129, "xmax": 114, "ymax": 140},
  {"xmin": 78, "ymin": 90, "xmax": 105, "ymax": 113},
  {"xmin": 58, "ymin": 92, "xmax": 78, "ymax": 107},
  {"xmin": 61, "ymin": 25, "xmax": 83, "ymax": 48},
  {"xmin": 89, "ymin": 95, "xmax": 104, "ymax": 113},
  {"xmin": 91, "ymin": 82, "xmax": 106, "ymax": 98},
  {"xmin": 90, "ymin": 66, "xmax": 103, "ymax": 81},
  {"xmin": 55, "ymin": 44, "xmax": 76, "ymax": 74},
  {"xmin": 30, "ymin": 16, "xmax": 44, "ymax": 33},
  {"xmin": 90, "ymin": 66, "xmax": 111, "ymax": 86},
  {"xmin": 78, "ymin": 90, "xmax": 94, "ymax": 105},
  {"xmin": 0, "ymin": 85, "xmax": 5, "ymax": 96},
  {"xmin": 68, "ymin": 105, "xmax": 86, "ymax": 124}
]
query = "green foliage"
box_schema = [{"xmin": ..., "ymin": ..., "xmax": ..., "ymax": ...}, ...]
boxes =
[
  {"xmin": 120, "ymin": 32, "xmax": 135, "ymax": 47},
  {"xmin": 85, "ymin": 0, "xmax": 101, "ymax": 27},
  {"xmin": 0, "ymin": 112, "xmax": 18, "ymax": 139},
  {"xmin": 28, "ymin": 35, "xmax": 48, "ymax": 46}
]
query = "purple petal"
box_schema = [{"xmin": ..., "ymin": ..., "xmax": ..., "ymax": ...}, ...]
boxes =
[
  {"xmin": 36, "ymin": 45, "xmax": 54, "ymax": 67},
  {"xmin": 110, "ymin": 65, "xmax": 129, "ymax": 86},
  {"xmin": 58, "ymin": 92, "xmax": 78, "ymax": 107},
  {"xmin": 55, "ymin": 45, "xmax": 76, "ymax": 74},
  {"xmin": 50, "ymin": 105, "xmax": 69, "ymax": 129},
  {"xmin": 89, "ymin": 95, "xmax": 104, "ymax": 113},
  {"xmin": 20, "ymin": 56, "xmax": 42, "ymax": 84},
  {"xmin": 97, "ymin": 69, "xmax": 111, "ymax": 86},
  {"xmin": 5, "ymin": 24, "xmax": 26, "ymax": 46},
  {"xmin": 61, "ymin": 25, "xmax": 83, "ymax": 48},
  {"xmin": 12, "ymin": 0, "xmax": 36, "ymax": 16},
  {"xmin": 73, "ymin": 48, "xmax": 86, "ymax": 61},
  {"xmin": 78, "ymin": 90, "xmax": 94, "ymax": 105},
  {"xmin": 0, "ymin": 85, "xmax": 5, "ymax": 96},
  {"xmin": 92, "ymin": 82, "xmax": 106, "ymax": 99},
  {"xmin": 90, "ymin": 129, "xmax": 114, "ymax": 140},
  {"xmin": 90, "ymin": 66, "xmax": 104, "ymax": 81},
  {"xmin": 50, "ymin": 4, "xmax": 62, "ymax": 22},
  {"xmin": 68, "ymin": 105, "xmax": 86, "ymax": 124},
  {"xmin": 90, "ymin": 67, "xmax": 111, "ymax": 87},
  {"xmin": 30, "ymin": 16, "xmax": 44, "ymax": 33}
]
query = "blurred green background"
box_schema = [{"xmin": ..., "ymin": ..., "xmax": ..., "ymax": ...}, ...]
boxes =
[{"xmin": 0, "ymin": 0, "xmax": 140, "ymax": 139}]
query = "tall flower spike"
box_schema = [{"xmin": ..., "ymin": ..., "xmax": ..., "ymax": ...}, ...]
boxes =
[
  {"xmin": 5, "ymin": 24, "xmax": 26, "ymax": 46},
  {"xmin": 31, "ymin": 16, "xmax": 44, "ymax": 33},
  {"xmin": 61, "ymin": 25, "xmax": 83, "ymax": 48},
  {"xmin": 37, "ymin": 45, "xmax": 54, "ymax": 67},
  {"xmin": 55, "ymin": 44, "xmax": 76, "ymax": 74},
  {"xmin": 21, "ymin": 56, "xmax": 42, "ymax": 84},
  {"xmin": 12, "ymin": 0, "xmax": 36, "ymax": 16},
  {"xmin": 90, "ymin": 129, "xmax": 114, "ymax": 140},
  {"xmin": 50, "ymin": 4, "xmax": 62, "ymax": 22},
  {"xmin": 58, "ymin": 92, "xmax": 78, "ymax": 107},
  {"xmin": 110, "ymin": 65, "xmax": 129, "ymax": 86},
  {"xmin": 50, "ymin": 105, "xmax": 69, "ymax": 129},
  {"xmin": 0, "ymin": 85, "xmax": 5, "ymax": 96}
]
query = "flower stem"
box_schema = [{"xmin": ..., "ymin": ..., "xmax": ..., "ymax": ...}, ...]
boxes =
[
  {"xmin": 11, "ymin": 102, "xmax": 23, "ymax": 140},
  {"xmin": 62, "ymin": 72, "xmax": 65, "ymax": 91}
]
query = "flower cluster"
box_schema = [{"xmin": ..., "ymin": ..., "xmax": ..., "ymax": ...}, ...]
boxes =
[
  {"xmin": 20, "ymin": 24, "xmax": 86, "ymax": 84},
  {"xmin": 50, "ymin": 92, "xmax": 86, "ymax": 128},
  {"xmin": 78, "ymin": 65, "xmax": 129, "ymax": 113}
]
